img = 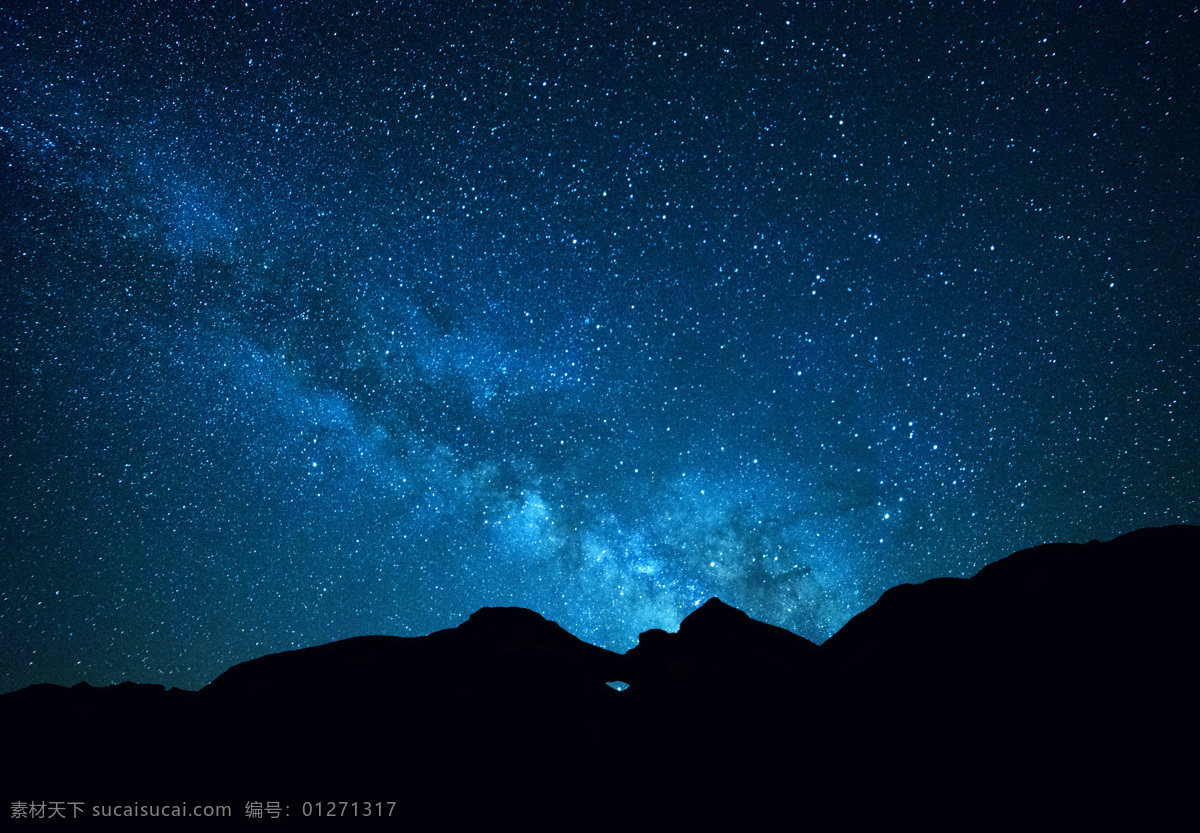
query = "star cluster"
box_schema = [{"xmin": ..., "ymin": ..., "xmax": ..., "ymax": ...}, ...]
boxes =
[{"xmin": 2, "ymin": 1, "xmax": 1197, "ymax": 692}]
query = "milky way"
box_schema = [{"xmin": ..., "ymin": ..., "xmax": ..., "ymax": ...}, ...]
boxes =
[{"xmin": 2, "ymin": 1, "xmax": 1197, "ymax": 693}]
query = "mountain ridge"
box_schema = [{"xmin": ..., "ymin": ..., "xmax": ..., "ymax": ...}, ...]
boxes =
[{"xmin": 4, "ymin": 524, "xmax": 1196, "ymax": 822}]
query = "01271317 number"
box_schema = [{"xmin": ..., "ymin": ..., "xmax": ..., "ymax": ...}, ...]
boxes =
[{"xmin": 301, "ymin": 801, "xmax": 396, "ymax": 817}]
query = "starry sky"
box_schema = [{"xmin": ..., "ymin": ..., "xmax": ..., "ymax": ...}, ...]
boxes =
[{"xmin": 2, "ymin": 1, "xmax": 1197, "ymax": 694}]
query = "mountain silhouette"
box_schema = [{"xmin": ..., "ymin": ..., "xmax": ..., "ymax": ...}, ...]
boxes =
[{"xmin": 3, "ymin": 525, "xmax": 1195, "ymax": 824}]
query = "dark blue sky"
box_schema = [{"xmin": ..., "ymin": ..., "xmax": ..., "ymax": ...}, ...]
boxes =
[{"xmin": 2, "ymin": 0, "xmax": 1197, "ymax": 693}]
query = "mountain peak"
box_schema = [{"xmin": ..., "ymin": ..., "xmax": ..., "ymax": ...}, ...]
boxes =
[{"xmin": 677, "ymin": 596, "xmax": 751, "ymax": 636}]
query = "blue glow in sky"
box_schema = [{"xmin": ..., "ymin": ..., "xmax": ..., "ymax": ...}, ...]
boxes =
[{"xmin": 2, "ymin": 0, "xmax": 1196, "ymax": 693}]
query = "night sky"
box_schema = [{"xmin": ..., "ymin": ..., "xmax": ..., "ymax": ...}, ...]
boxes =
[{"xmin": 2, "ymin": 1, "xmax": 1197, "ymax": 694}]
